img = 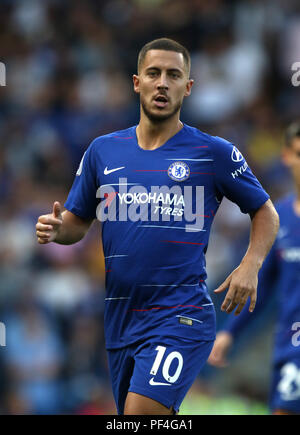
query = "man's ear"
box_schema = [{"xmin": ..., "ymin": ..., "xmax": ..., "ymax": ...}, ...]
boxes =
[
  {"xmin": 184, "ymin": 79, "xmax": 194, "ymax": 97},
  {"xmin": 133, "ymin": 74, "xmax": 140, "ymax": 94}
]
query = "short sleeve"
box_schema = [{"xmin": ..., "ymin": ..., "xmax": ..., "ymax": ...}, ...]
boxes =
[
  {"xmin": 210, "ymin": 136, "xmax": 269, "ymax": 214},
  {"xmin": 64, "ymin": 140, "xmax": 99, "ymax": 219}
]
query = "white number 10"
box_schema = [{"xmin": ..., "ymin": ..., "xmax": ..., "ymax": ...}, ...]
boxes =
[{"xmin": 150, "ymin": 346, "xmax": 183, "ymax": 383}]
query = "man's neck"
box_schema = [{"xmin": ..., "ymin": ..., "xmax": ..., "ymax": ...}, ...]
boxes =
[{"xmin": 136, "ymin": 114, "xmax": 183, "ymax": 151}]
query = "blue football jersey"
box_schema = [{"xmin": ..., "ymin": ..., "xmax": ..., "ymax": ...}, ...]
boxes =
[
  {"xmin": 223, "ymin": 194, "xmax": 300, "ymax": 365},
  {"xmin": 64, "ymin": 124, "xmax": 269, "ymax": 349}
]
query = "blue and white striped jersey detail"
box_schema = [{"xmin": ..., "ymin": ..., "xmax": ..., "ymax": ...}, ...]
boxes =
[{"xmin": 65, "ymin": 124, "xmax": 269, "ymax": 349}]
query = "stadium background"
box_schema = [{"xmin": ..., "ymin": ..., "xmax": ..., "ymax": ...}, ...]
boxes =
[{"xmin": 0, "ymin": 0, "xmax": 299, "ymax": 414}]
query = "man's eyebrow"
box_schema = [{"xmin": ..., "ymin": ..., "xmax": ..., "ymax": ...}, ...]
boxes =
[
  {"xmin": 145, "ymin": 66, "xmax": 183, "ymax": 74},
  {"xmin": 167, "ymin": 68, "xmax": 183, "ymax": 74},
  {"xmin": 145, "ymin": 66, "xmax": 160, "ymax": 71}
]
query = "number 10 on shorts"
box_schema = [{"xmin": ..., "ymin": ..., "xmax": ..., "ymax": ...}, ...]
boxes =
[{"xmin": 150, "ymin": 346, "xmax": 183, "ymax": 383}]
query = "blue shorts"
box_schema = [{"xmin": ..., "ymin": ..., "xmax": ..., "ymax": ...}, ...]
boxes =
[
  {"xmin": 270, "ymin": 360, "xmax": 300, "ymax": 413},
  {"xmin": 107, "ymin": 336, "xmax": 214, "ymax": 414}
]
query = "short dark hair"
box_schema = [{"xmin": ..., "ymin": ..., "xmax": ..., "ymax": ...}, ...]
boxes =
[
  {"xmin": 137, "ymin": 38, "xmax": 191, "ymax": 75},
  {"xmin": 285, "ymin": 121, "xmax": 300, "ymax": 147}
]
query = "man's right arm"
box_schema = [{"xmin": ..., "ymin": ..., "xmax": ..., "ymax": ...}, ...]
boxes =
[
  {"xmin": 36, "ymin": 201, "xmax": 93, "ymax": 245},
  {"xmin": 208, "ymin": 243, "xmax": 278, "ymax": 367}
]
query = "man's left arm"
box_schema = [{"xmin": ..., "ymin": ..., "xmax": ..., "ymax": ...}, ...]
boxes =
[{"xmin": 214, "ymin": 199, "xmax": 279, "ymax": 315}]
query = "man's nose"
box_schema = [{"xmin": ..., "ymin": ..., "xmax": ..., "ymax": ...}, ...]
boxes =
[{"xmin": 157, "ymin": 73, "xmax": 169, "ymax": 90}]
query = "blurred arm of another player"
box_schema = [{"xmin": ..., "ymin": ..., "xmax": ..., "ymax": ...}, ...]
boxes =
[
  {"xmin": 36, "ymin": 201, "xmax": 93, "ymax": 245},
  {"xmin": 213, "ymin": 199, "xmax": 279, "ymax": 317},
  {"xmin": 208, "ymin": 234, "xmax": 278, "ymax": 368}
]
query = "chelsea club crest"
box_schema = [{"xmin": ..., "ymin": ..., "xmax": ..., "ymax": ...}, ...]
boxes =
[{"xmin": 168, "ymin": 161, "xmax": 190, "ymax": 182}]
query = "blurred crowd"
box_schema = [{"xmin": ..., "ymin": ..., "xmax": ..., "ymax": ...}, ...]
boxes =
[{"xmin": 0, "ymin": 0, "xmax": 299, "ymax": 414}]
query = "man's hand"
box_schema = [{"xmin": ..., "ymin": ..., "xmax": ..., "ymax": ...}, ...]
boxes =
[
  {"xmin": 36, "ymin": 201, "xmax": 63, "ymax": 244},
  {"xmin": 207, "ymin": 331, "xmax": 233, "ymax": 367},
  {"xmin": 214, "ymin": 199, "xmax": 279, "ymax": 316},
  {"xmin": 214, "ymin": 262, "xmax": 258, "ymax": 315}
]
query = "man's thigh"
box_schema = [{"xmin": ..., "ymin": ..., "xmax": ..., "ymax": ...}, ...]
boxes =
[
  {"xmin": 108, "ymin": 336, "xmax": 214, "ymax": 415},
  {"xmin": 124, "ymin": 392, "xmax": 174, "ymax": 415},
  {"xmin": 127, "ymin": 336, "xmax": 214, "ymax": 414}
]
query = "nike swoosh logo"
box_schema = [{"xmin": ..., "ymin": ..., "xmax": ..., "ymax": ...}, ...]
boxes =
[
  {"xmin": 104, "ymin": 166, "xmax": 125, "ymax": 175},
  {"xmin": 149, "ymin": 377, "xmax": 171, "ymax": 386}
]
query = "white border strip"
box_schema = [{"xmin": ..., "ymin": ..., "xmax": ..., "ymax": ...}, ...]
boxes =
[
  {"xmin": 138, "ymin": 225, "xmax": 206, "ymax": 232},
  {"xmin": 105, "ymin": 297, "xmax": 131, "ymax": 301},
  {"xmin": 165, "ymin": 158, "xmax": 213, "ymax": 161},
  {"xmin": 105, "ymin": 255, "xmax": 128, "ymax": 259}
]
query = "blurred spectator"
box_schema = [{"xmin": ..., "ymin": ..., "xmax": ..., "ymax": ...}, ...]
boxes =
[
  {"xmin": 187, "ymin": 27, "xmax": 268, "ymax": 123},
  {"xmin": 2, "ymin": 294, "xmax": 64, "ymax": 414},
  {"xmin": 64, "ymin": 313, "xmax": 112, "ymax": 413}
]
